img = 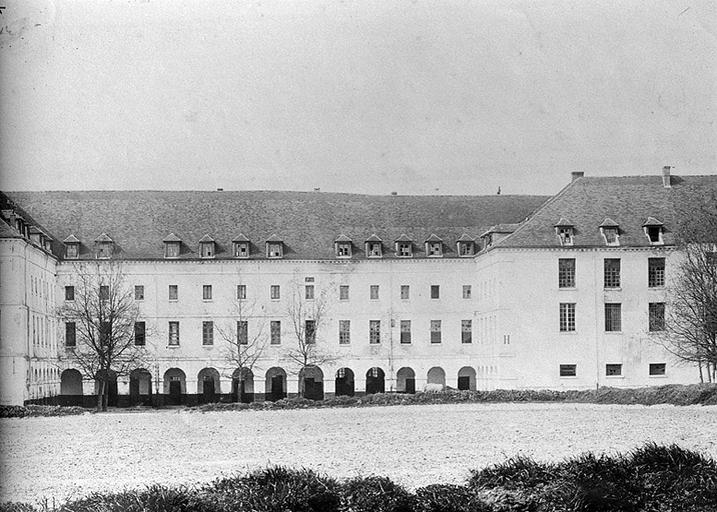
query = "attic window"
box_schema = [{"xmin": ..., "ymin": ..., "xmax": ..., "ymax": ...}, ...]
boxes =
[
  {"xmin": 163, "ymin": 233, "xmax": 182, "ymax": 258},
  {"xmin": 365, "ymin": 235, "xmax": 383, "ymax": 258},
  {"xmin": 63, "ymin": 235, "xmax": 80, "ymax": 259},
  {"xmin": 599, "ymin": 219, "xmax": 620, "ymax": 246},
  {"xmin": 457, "ymin": 237, "xmax": 476, "ymax": 257},
  {"xmin": 199, "ymin": 235, "xmax": 215, "ymax": 258},
  {"xmin": 335, "ymin": 236, "xmax": 352, "ymax": 258},
  {"xmin": 425, "ymin": 235, "xmax": 443, "ymax": 257},
  {"xmin": 554, "ymin": 220, "xmax": 574, "ymax": 246},
  {"xmin": 395, "ymin": 236, "xmax": 413, "ymax": 257},
  {"xmin": 642, "ymin": 218, "xmax": 664, "ymax": 245},
  {"xmin": 266, "ymin": 237, "xmax": 283, "ymax": 258},
  {"xmin": 95, "ymin": 233, "xmax": 114, "ymax": 259},
  {"xmin": 233, "ymin": 241, "xmax": 250, "ymax": 258}
]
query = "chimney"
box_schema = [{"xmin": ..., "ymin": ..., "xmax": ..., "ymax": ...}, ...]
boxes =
[
  {"xmin": 662, "ymin": 166, "xmax": 672, "ymax": 188},
  {"xmin": 571, "ymin": 171, "xmax": 584, "ymax": 182}
]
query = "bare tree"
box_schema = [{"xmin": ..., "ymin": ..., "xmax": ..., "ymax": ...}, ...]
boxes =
[
  {"xmin": 58, "ymin": 261, "xmax": 152, "ymax": 411},
  {"xmin": 217, "ymin": 293, "xmax": 268, "ymax": 402},
  {"xmin": 284, "ymin": 278, "xmax": 337, "ymax": 397},
  {"xmin": 659, "ymin": 190, "xmax": 717, "ymax": 382}
]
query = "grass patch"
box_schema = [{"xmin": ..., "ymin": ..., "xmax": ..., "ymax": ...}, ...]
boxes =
[
  {"xmin": 2, "ymin": 444, "xmax": 716, "ymax": 512},
  {"xmin": 0, "ymin": 405, "xmax": 90, "ymax": 418}
]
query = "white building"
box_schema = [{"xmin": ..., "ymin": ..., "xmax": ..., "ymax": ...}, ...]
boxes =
[{"xmin": 0, "ymin": 168, "xmax": 714, "ymax": 406}]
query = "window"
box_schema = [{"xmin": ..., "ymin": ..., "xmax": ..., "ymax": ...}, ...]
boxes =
[
  {"xmin": 457, "ymin": 240, "xmax": 475, "ymax": 257},
  {"xmin": 430, "ymin": 285, "xmax": 440, "ymax": 299},
  {"xmin": 430, "ymin": 320, "xmax": 442, "ymax": 344},
  {"xmin": 267, "ymin": 242, "xmax": 283, "ymax": 258},
  {"xmin": 369, "ymin": 320, "xmax": 381, "ymax": 344},
  {"xmin": 237, "ymin": 321, "xmax": 248, "ymax": 345},
  {"xmin": 645, "ymin": 226, "xmax": 663, "ymax": 244},
  {"xmin": 203, "ymin": 285, "xmax": 212, "ymax": 300},
  {"xmin": 649, "ymin": 303, "xmax": 666, "ymax": 331},
  {"xmin": 169, "ymin": 285, "xmax": 178, "ymax": 301},
  {"xmin": 559, "ymin": 303, "xmax": 575, "ymax": 332},
  {"xmin": 336, "ymin": 242, "xmax": 352, "ymax": 258},
  {"xmin": 237, "ymin": 285, "xmax": 247, "ymax": 300},
  {"xmin": 339, "ymin": 320, "xmax": 350, "ymax": 344},
  {"xmin": 233, "ymin": 241, "xmax": 249, "ymax": 258},
  {"xmin": 604, "ymin": 259, "xmax": 621, "ymax": 288},
  {"xmin": 426, "ymin": 241, "xmax": 442, "ymax": 257},
  {"xmin": 164, "ymin": 242, "xmax": 180, "ymax": 258},
  {"xmin": 305, "ymin": 320, "xmax": 316, "ymax": 344},
  {"xmin": 462, "ymin": 285, "xmax": 472, "ymax": 299},
  {"xmin": 99, "ymin": 285, "xmax": 109, "ymax": 301},
  {"xmin": 606, "ymin": 364, "xmax": 622, "ymax": 376},
  {"xmin": 370, "ymin": 285, "xmax": 379, "ymax": 300},
  {"xmin": 396, "ymin": 242, "xmax": 412, "ymax": 257},
  {"xmin": 305, "ymin": 285, "xmax": 315, "ymax": 300},
  {"xmin": 648, "ymin": 258, "xmax": 665, "ymax": 287},
  {"xmin": 134, "ymin": 285, "xmax": 144, "ymax": 300},
  {"xmin": 202, "ymin": 321, "xmax": 214, "ymax": 345},
  {"xmin": 134, "ymin": 322, "xmax": 146, "ymax": 346},
  {"xmin": 558, "ymin": 258, "xmax": 575, "ymax": 288},
  {"xmin": 560, "ymin": 364, "xmax": 577, "ymax": 377},
  {"xmin": 605, "ymin": 303, "xmax": 622, "ymax": 332},
  {"xmin": 649, "ymin": 363, "xmax": 666, "ymax": 376},
  {"xmin": 65, "ymin": 322, "xmax": 76, "ymax": 347},
  {"xmin": 65, "ymin": 286, "xmax": 75, "ymax": 301},
  {"xmin": 462, "ymin": 320, "xmax": 472, "ymax": 344},
  {"xmin": 557, "ymin": 227, "xmax": 574, "ymax": 246},
  {"xmin": 168, "ymin": 321, "xmax": 180, "ymax": 345},
  {"xmin": 200, "ymin": 242, "xmax": 214, "ymax": 258},
  {"xmin": 270, "ymin": 321, "xmax": 281, "ymax": 344},
  {"xmin": 400, "ymin": 320, "xmax": 411, "ymax": 344},
  {"xmin": 602, "ymin": 227, "xmax": 619, "ymax": 246},
  {"xmin": 366, "ymin": 241, "xmax": 382, "ymax": 258},
  {"xmin": 66, "ymin": 243, "xmax": 79, "ymax": 259},
  {"xmin": 400, "ymin": 285, "xmax": 410, "ymax": 300},
  {"xmin": 270, "ymin": 285, "xmax": 280, "ymax": 300},
  {"xmin": 339, "ymin": 285, "xmax": 349, "ymax": 300}
]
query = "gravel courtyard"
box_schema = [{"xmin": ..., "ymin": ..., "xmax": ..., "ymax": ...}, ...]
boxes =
[{"xmin": 1, "ymin": 402, "xmax": 716, "ymax": 504}]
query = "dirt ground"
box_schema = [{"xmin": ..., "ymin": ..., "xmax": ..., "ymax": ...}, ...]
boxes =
[{"xmin": 1, "ymin": 402, "xmax": 715, "ymax": 504}]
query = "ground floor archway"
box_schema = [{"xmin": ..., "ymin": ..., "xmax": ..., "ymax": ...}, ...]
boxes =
[
  {"xmin": 458, "ymin": 366, "xmax": 476, "ymax": 391},
  {"xmin": 163, "ymin": 368, "xmax": 186, "ymax": 405},
  {"xmin": 335, "ymin": 367, "xmax": 355, "ymax": 396},
  {"xmin": 365, "ymin": 367, "xmax": 385, "ymax": 395},
  {"xmin": 129, "ymin": 368, "xmax": 153, "ymax": 406},
  {"xmin": 60, "ymin": 369, "xmax": 83, "ymax": 406},
  {"xmin": 197, "ymin": 367, "xmax": 221, "ymax": 403},
  {"xmin": 299, "ymin": 365, "xmax": 324, "ymax": 400},
  {"xmin": 265, "ymin": 367, "xmax": 287, "ymax": 401},
  {"xmin": 427, "ymin": 367, "xmax": 446, "ymax": 389},
  {"xmin": 232, "ymin": 367, "xmax": 255, "ymax": 403},
  {"xmin": 94, "ymin": 369, "xmax": 118, "ymax": 407},
  {"xmin": 396, "ymin": 367, "xmax": 416, "ymax": 393}
]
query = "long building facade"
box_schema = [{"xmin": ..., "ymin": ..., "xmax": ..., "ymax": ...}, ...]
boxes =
[{"xmin": 1, "ymin": 168, "xmax": 715, "ymax": 406}]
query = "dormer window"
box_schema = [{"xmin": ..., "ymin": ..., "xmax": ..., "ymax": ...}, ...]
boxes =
[
  {"xmin": 266, "ymin": 235, "xmax": 283, "ymax": 258},
  {"xmin": 365, "ymin": 235, "xmax": 383, "ymax": 258},
  {"xmin": 198, "ymin": 234, "xmax": 215, "ymax": 259},
  {"xmin": 63, "ymin": 234, "xmax": 80, "ymax": 259},
  {"xmin": 599, "ymin": 218, "xmax": 620, "ymax": 246},
  {"xmin": 233, "ymin": 234, "xmax": 250, "ymax": 258},
  {"xmin": 643, "ymin": 218, "xmax": 664, "ymax": 245},
  {"xmin": 554, "ymin": 219, "xmax": 574, "ymax": 246},
  {"xmin": 395, "ymin": 235, "xmax": 413, "ymax": 257},
  {"xmin": 95, "ymin": 233, "xmax": 114, "ymax": 259},
  {"xmin": 425, "ymin": 234, "xmax": 443, "ymax": 257},
  {"xmin": 163, "ymin": 233, "xmax": 182, "ymax": 258},
  {"xmin": 457, "ymin": 234, "xmax": 476, "ymax": 256},
  {"xmin": 334, "ymin": 235, "xmax": 352, "ymax": 258}
]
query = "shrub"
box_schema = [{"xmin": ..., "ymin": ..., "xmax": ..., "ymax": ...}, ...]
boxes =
[
  {"xmin": 339, "ymin": 476, "xmax": 415, "ymax": 512},
  {"xmin": 414, "ymin": 484, "xmax": 491, "ymax": 512},
  {"xmin": 0, "ymin": 405, "xmax": 89, "ymax": 418},
  {"xmin": 469, "ymin": 455, "xmax": 556, "ymax": 490}
]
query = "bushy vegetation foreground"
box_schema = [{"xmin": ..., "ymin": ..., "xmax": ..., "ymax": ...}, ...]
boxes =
[
  {"xmin": 0, "ymin": 405, "xmax": 89, "ymax": 418},
  {"xmin": 1, "ymin": 444, "xmax": 716, "ymax": 512}
]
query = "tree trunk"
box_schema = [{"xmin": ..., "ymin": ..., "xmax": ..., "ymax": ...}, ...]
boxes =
[
  {"xmin": 96, "ymin": 379, "xmax": 106, "ymax": 412},
  {"xmin": 699, "ymin": 362, "xmax": 705, "ymax": 383}
]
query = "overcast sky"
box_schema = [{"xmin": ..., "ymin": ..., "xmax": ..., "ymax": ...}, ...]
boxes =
[{"xmin": 0, "ymin": 0, "xmax": 715, "ymax": 195}]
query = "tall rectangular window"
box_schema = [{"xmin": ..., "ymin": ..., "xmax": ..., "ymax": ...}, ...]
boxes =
[
  {"xmin": 462, "ymin": 285, "xmax": 472, "ymax": 299},
  {"xmin": 369, "ymin": 320, "xmax": 381, "ymax": 344},
  {"xmin": 169, "ymin": 285, "xmax": 178, "ymax": 301},
  {"xmin": 134, "ymin": 285, "xmax": 144, "ymax": 300},
  {"xmin": 64, "ymin": 286, "xmax": 75, "ymax": 301},
  {"xmin": 400, "ymin": 320, "xmax": 411, "ymax": 344},
  {"xmin": 305, "ymin": 285, "xmax": 315, "ymax": 300},
  {"xmin": 430, "ymin": 285, "xmax": 440, "ymax": 299},
  {"xmin": 559, "ymin": 364, "xmax": 577, "ymax": 377},
  {"xmin": 168, "ymin": 321, "xmax": 180, "ymax": 346},
  {"xmin": 370, "ymin": 285, "xmax": 379, "ymax": 300},
  {"xmin": 134, "ymin": 322, "xmax": 146, "ymax": 346},
  {"xmin": 558, "ymin": 258, "xmax": 576, "ymax": 288},
  {"xmin": 339, "ymin": 285, "xmax": 349, "ymax": 300},
  {"xmin": 648, "ymin": 258, "xmax": 665, "ymax": 287},
  {"xmin": 559, "ymin": 303, "xmax": 576, "ymax": 332},
  {"xmin": 462, "ymin": 320, "xmax": 472, "ymax": 343},
  {"xmin": 649, "ymin": 303, "xmax": 666, "ymax": 331},
  {"xmin": 339, "ymin": 320, "xmax": 350, "ymax": 344},
  {"xmin": 400, "ymin": 285, "xmax": 410, "ymax": 300},
  {"xmin": 65, "ymin": 322, "xmax": 76, "ymax": 347},
  {"xmin": 605, "ymin": 303, "xmax": 622, "ymax": 332},
  {"xmin": 237, "ymin": 284, "xmax": 247, "ymax": 300},
  {"xmin": 430, "ymin": 320, "xmax": 442, "ymax": 344},
  {"xmin": 202, "ymin": 321, "xmax": 214, "ymax": 345},
  {"xmin": 270, "ymin": 320, "xmax": 281, "ymax": 344},
  {"xmin": 99, "ymin": 285, "xmax": 109, "ymax": 301},
  {"xmin": 237, "ymin": 321, "xmax": 248, "ymax": 345},
  {"xmin": 203, "ymin": 285, "xmax": 212, "ymax": 300},
  {"xmin": 305, "ymin": 320, "xmax": 316, "ymax": 344},
  {"xmin": 604, "ymin": 259, "xmax": 621, "ymax": 288},
  {"xmin": 270, "ymin": 285, "xmax": 280, "ymax": 300}
]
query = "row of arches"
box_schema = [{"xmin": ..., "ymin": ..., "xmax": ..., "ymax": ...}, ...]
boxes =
[{"xmin": 59, "ymin": 365, "xmax": 480, "ymax": 405}]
